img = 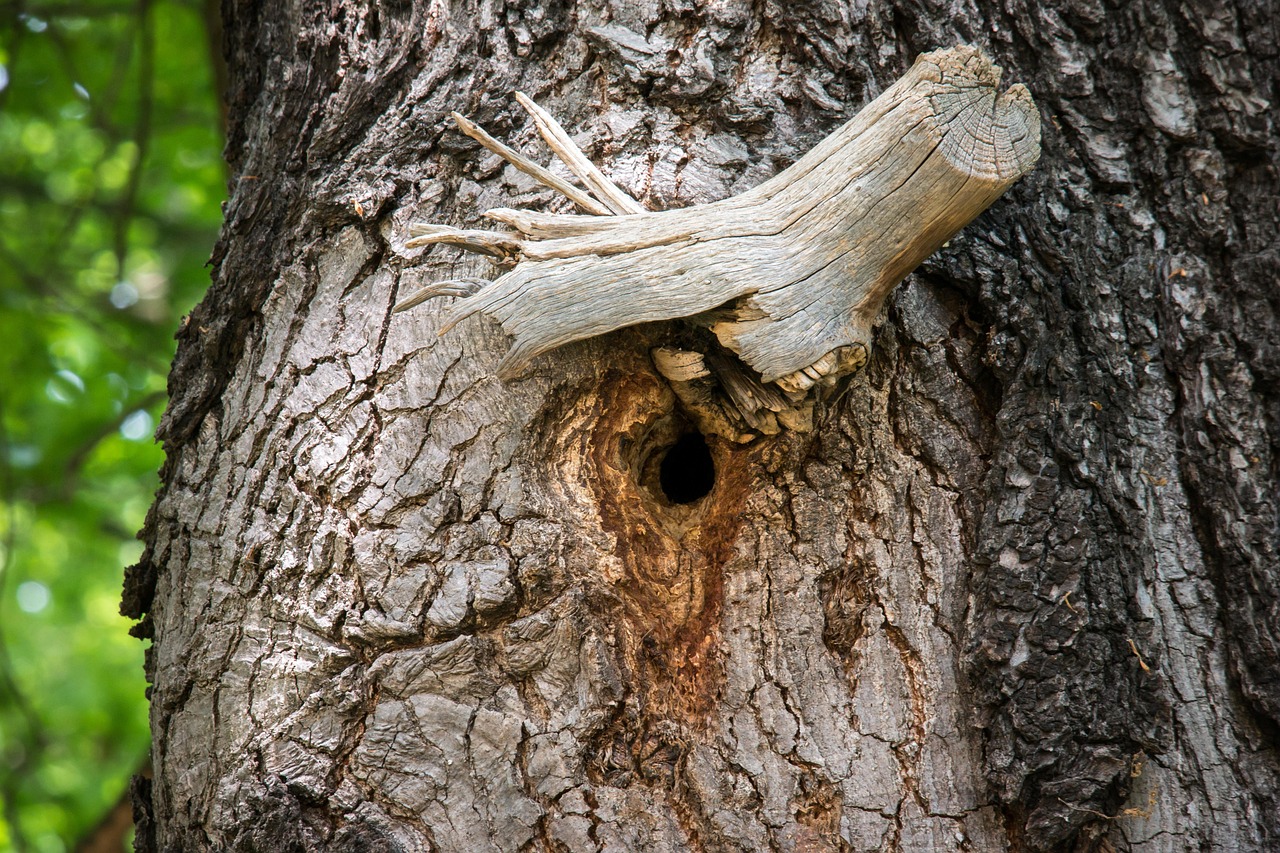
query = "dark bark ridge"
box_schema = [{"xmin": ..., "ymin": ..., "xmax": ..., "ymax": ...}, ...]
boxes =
[{"xmin": 128, "ymin": 0, "xmax": 1279, "ymax": 851}]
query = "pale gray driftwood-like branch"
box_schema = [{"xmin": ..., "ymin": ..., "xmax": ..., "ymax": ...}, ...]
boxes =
[{"xmin": 400, "ymin": 45, "xmax": 1040, "ymax": 427}]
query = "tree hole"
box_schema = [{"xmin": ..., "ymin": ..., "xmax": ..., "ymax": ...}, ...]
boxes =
[{"xmin": 659, "ymin": 432, "xmax": 715, "ymax": 504}]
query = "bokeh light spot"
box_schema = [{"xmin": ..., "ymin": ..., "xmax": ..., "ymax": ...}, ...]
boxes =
[
  {"xmin": 17, "ymin": 580, "xmax": 52, "ymax": 614},
  {"xmin": 120, "ymin": 410, "xmax": 154, "ymax": 442}
]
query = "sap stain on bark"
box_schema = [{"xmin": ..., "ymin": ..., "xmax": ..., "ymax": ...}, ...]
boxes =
[{"xmin": 586, "ymin": 369, "xmax": 754, "ymax": 725}]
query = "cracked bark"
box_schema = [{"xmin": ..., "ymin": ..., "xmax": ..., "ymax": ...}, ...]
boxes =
[{"xmin": 125, "ymin": 1, "xmax": 1279, "ymax": 850}]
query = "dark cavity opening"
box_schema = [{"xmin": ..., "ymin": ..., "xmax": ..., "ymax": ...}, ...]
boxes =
[{"xmin": 659, "ymin": 432, "xmax": 715, "ymax": 504}]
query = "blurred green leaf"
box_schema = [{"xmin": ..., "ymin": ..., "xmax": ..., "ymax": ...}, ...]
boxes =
[{"xmin": 0, "ymin": 0, "xmax": 223, "ymax": 849}]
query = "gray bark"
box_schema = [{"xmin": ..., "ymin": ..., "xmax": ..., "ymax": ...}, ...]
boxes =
[{"xmin": 125, "ymin": 0, "xmax": 1280, "ymax": 850}]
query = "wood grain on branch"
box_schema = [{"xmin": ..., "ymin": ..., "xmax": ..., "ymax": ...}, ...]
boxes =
[{"xmin": 401, "ymin": 45, "xmax": 1040, "ymax": 399}]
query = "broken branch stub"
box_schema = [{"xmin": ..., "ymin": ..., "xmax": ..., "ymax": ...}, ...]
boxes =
[{"xmin": 400, "ymin": 45, "xmax": 1040, "ymax": 419}]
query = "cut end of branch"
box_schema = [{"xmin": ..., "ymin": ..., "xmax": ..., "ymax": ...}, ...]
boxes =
[{"xmin": 922, "ymin": 45, "xmax": 1042, "ymax": 184}]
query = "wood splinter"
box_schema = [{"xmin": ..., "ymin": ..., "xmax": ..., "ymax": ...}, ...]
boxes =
[{"xmin": 399, "ymin": 45, "xmax": 1040, "ymax": 440}]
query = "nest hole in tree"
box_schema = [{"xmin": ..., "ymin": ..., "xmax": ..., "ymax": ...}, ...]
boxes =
[
  {"xmin": 659, "ymin": 431, "xmax": 715, "ymax": 504},
  {"xmin": 625, "ymin": 402, "xmax": 722, "ymax": 525}
]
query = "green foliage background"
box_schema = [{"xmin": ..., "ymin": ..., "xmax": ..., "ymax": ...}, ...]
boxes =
[{"xmin": 0, "ymin": 1, "xmax": 223, "ymax": 849}]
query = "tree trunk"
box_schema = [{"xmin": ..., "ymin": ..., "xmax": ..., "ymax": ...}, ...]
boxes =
[{"xmin": 124, "ymin": 1, "xmax": 1279, "ymax": 850}]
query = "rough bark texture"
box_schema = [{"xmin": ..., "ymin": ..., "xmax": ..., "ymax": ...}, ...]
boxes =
[{"xmin": 125, "ymin": 0, "xmax": 1280, "ymax": 850}]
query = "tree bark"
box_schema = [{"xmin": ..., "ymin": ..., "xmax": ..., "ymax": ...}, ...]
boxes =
[{"xmin": 124, "ymin": 1, "xmax": 1280, "ymax": 850}]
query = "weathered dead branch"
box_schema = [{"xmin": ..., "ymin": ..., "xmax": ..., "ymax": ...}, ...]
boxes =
[{"xmin": 400, "ymin": 45, "xmax": 1040, "ymax": 435}]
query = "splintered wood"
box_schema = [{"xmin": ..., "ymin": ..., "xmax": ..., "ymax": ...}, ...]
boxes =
[{"xmin": 399, "ymin": 45, "xmax": 1040, "ymax": 440}]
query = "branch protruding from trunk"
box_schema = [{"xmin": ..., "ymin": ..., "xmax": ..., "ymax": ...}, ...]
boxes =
[{"xmin": 399, "ymin": 45, "xmax": 1040, "ymax": 435}]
